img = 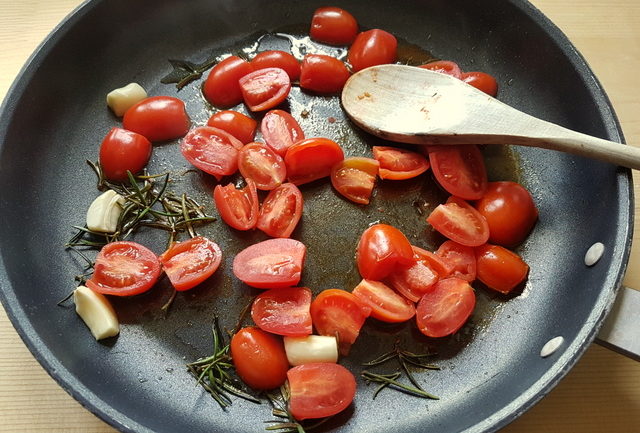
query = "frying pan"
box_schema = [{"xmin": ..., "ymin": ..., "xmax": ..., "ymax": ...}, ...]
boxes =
[{"xmin": 0, "ymin": 0, "xmax": 633, "ymax": 432}]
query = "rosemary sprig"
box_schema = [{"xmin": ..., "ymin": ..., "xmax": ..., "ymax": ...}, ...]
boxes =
[
  {"xmin": 160, "ymin": 57, "xmax": 219, "ymax": 90},
  {"xmin": 361, "ymin": 371, "xmax": 439, "ymax": 400}
]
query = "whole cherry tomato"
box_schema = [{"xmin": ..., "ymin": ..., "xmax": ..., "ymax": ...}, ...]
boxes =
[
  {"xmin": 475, "ymin": 244, "xmax": 529, "ymax": 294},
  {"xmin": 299, "ymin": 54, "xmax": 350, "ymax": 94},
  {"xmin": 310, "ymin": 6, "xmax": 358, "ymax": 45},
  {"xmin": 203, "ymin": 56, "xmax": 253, "ymax": 107},
  {"xmin": 461, "ymin": 71, "xmax": 498, "ymax": 96},
  {"xmin": 230, "ymin": 327, "xmax": 289, "ymax": 390},
  {"xmin": 251, "ymin": 50, "xmax": 301, "ymax": 81},
  {"xmin": 206, "ymin": 110, "xmax": 257, "ymax": 144},
  {"xmin": 347, "ymin": 29, "xmax": 397, "ymax": 72},
  {"xmin": 122, "ymin": 96, "xmax": 190, "ymax": 142},
  {"xmin": 99, "ymin": 127, "xmax": 151, "ymax": 181}
]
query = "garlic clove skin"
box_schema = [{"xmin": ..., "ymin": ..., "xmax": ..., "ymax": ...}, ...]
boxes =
[
  {"xmin": 284, "ymin": 335, "xmax": 338, "ymax": 366},
  {"xmin": 106, "ymin": 82, "xmax": 147, "ymax": 117},
  {"xmin": 86, "ymin": 190, "xmax": 125, "ymax": 233},
  {"xmin": 73, "ymin": 285, "xmax": 120, "ymax": 340}
]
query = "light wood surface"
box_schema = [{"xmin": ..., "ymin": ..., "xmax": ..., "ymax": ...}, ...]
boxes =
[{"xmin": 0, "ymin": 1, "xmax": 639, "ymax": 432}]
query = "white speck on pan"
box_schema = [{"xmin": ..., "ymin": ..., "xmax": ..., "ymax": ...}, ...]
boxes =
[
  {"xmin": 584, "ymin": 242, "xmax": 605, "ymax": 266},
  {"xmin": 540, "ymin": 336, "xmax": 564, "ymax": 358}
]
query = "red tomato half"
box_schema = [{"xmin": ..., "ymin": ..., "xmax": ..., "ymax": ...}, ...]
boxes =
[
  {"xmin": 310, "ymin": 6, "xmax": 358, "ymax": 45},
  {"xmin": 310, "ymin": 289, "xmax": 371, "ymax": 355},
  {"xmin": 330, "ymin": 157, "xmax": 379, "ymax": 204},
  {"xmin": 206, "ymin": 110, "xmax": 257, "ymax": 144},
  {"xmin": 475, "ymin": 244, "xmax": 529, "ymax": 294},
  {"xmin": 86, "ymin": 241, "xmax": 161, "ymax": 296},
  {"xmin": 288, "ymin": 363, "xmax": 356, "ymax": 420},
  {"xmin": 230, "ymin": 327, "xmax": 289, "ymax": 390},
  {"xmin": 428, "ymin": 144, "xmax": 488, "ymax": 200},
  {"xmin": 261, "ymin": 109, "xmax": 305, "ymax": 157},
  {"xmin": 436, "ymin": 240, "xmax": 477, "ymax": 282},
  {"xmin": 158, "ymin": 236, "xmax": 222, "ymax": 291},
  {"xmin": 123, "ymin": 96, "xmax": 190, "ymax": 142},
  {"xmin": 352, "ymin": 279, "xmax": 415, "ymax": 323},
  {"xmin": 257, "ymin": 183, "xmax": 303, "ymax": 238},
  {"xmin": 427, "ymin": 196, "xmax": 490, "ymax": 247},
  {"xmin": 418, "ymin": 60, "xmax": 462, "ymax": 79},
  {"xmin": 99, "ymin": 127, "xmax": 152, "ymax": 181},
  {"xmin": 203, "ymin": 56, "xmax": 254, "ymax": 107},
  {"xmin": 285, "ymin": 137, "xmax": 344, "ymax": 185},
  {"xmin": 356, "ymin": 224, "xmax": 414, "ymax": 281},
  {"xmin": 213, "ymin": 179, "xmax": 259, "ymax": 231},
  {"xmin": 239, "ymin": 67, "xmax": 291, "ymax": 111},
  {"xmin": 386, "ymin": 246, "xmax": 448, "ymax": 302},
  {"xmin": 416, "ymin": 277, "xmax": 476, "ymax": 338},
  {"xmin": 180, "ymin": 126, "xmax": 243, "ymax": 180},
  {"xmin": 232, "ymin": 238, "xmax": 306, "ymax": 289},
  {"xmin": 238, "ymin": 142, "xmax": 286, "ymax": 190},
  {"xmin": 251, "ymin": 287, "xmax": 312, "ymax": 336},
  {"xmin": 299, "ymin": 54, "xmax": 351, "ymax": 94},
  {"xmin": 348, "ymin": 29, "xmax": 397, "ymax": 72},
  {"xmin": 461, "ymin": 71, "xmax": 498, "ymax": 97},
  {"xmin": 251, "ymin": 50, "xmax": 301, "ymax": 81},
  {"xmin": 372, "ymin": 146, "xmax": 430, "ymax": 180}
]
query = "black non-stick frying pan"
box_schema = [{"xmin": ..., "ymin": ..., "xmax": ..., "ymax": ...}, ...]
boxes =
[{"xmin": 0, "ymin": 1, "xmax": 633, "ymax": 432}]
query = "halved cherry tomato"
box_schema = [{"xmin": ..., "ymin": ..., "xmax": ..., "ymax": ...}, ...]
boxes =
[
  {"xmin": 158, "ymin": 236, "xmax": 222, "ymax": 291},
  {"xmin": 99, "ymin": 127, "xmax": 152, "ymax": 181},
  {"xmin": 418, "ymin": 60, "xmax": 462, "ymax": 79},
  {"xmin": 309, "ymin": 6, "xmax": 358, "ymax": 45},
  {"xmin": 288, "ymin": 363, "xmax": 356, "ymax": 420},
  {"xmin": 238, "ymin": 142, "xmax": 286, "ymax": 190},
  {"xmin": 416, "ymin": 277, "xmax": 476, "ymax": 338},
  {"xmin": 230, "ymin": 327, "xmax": 289, "ymax": 390},
  {"xmin": 461, "ymin": 71, "xmax": 498, "ymax": 97},
  {"xmin": 251, "ymin": 287, "xmax": 312, "ymax": 336},
  {"xmin": 232, "ymin": 238, "xmax": 306, "ymax": 289},
  {"xmin": 474, "ymin": 181, "xmax": 538, "ymax": 247},
  {"xmin": 213, "ymin": 179, "xmax": 258, "ymax": 231},
  {"xmin": 203, "ymin": 56, "xmax": 254, "ymax": 107},
  {"xmin": 428, "ymin": 144, "xmax": 488, "ymax": 200},
  {"xmin": 348, "ymin": 29, "xmax": 397, "ymax": 72},
  {"xmin": 256, "ymin": 183, "xmax": 303, "ymax": 238},
  {"xmin": 330, "ymin": 157, "xmax": 379, "ymax": 204},
  {"xmin": 310, "ymin": 289, "xmax": 371, "ymax": 355},
  {"xmin": 122, "ymin": 96, "xmax": 190, "ymax": 142},
  {"xmin": 206, "ymin": 110, "xmax": 257, "ymax": 144},
  {"xmin": 356, "ymin": 224, "xmax": 414, "ymax": 281},
  {"xmin": 372, "ymin": 146, "xmax": 430, "ymax": 180},
  {"xmin": 239, "ymin": 67, "xmax": 291, "ymax": 111},
  {"xmin": 475, "ymin": 244, "xmax": 529, "ymax": 294},
  {"xmin": 285, "ymin": 137, "xmax": 344, "ymax": 185},
  {"xmin": 412, "ymin": 246, "xmax": 453, "ymax": 278},
  {"xmin": 86, "ymin": 241, "xmax": 161, "ymax": 296},
  {"xmin": 299, "ymin": 54, "xmax": 351, "ymax": 94},
  {"xmin": 261, "ymin": 109, "xmax": 305, "ymax": 157},
  {"xmin": 180, "ymin": 126, "xmax": 243, "ymax": 180},
  {"xmin": 251, "ymin": 50, "xmax": 301, "ymax": 81},
  {"xmin": 386, "ymin": 246, "xmax": 447, "ymax": 303},
  {"xmin": 436, "ymin": 240, "xmax": 477, "ymax": 282},
  {"xmin": 427, "ymin": 196, "xmax": 490, "ymax": 247},
  {"xmin": 352, "ymin": 279, "xmax": 415, "ymax": 323}
]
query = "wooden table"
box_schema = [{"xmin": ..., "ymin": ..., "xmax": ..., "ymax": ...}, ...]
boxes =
[{"xmin": 1, "ymin": 1, "xmax": 639, "ymax": 432}]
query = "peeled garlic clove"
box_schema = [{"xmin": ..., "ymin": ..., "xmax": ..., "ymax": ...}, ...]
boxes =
[
  {"xmin": 86, "ymin": 190, "xmax": 125, "ymax": 233},
  {"xmin": 106, "ymin": 82, "xmax": 147, "ymax": 116},
  {"xmin": 284, "ymin": 335, "xmax": 338, "ymax": 366},
  {"xmin": 73, "ymin": 285, "xmax": 120, "ymax": 340}
]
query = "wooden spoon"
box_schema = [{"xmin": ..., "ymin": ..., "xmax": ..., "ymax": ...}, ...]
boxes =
[{"xmin": 341, "ymin": 64, "xmax": 640, "ymax": 169}]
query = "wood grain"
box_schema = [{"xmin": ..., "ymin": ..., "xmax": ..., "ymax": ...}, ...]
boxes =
[{"xmin": 0, "ymin": 1, "xmax": 639, "ymax": 432}]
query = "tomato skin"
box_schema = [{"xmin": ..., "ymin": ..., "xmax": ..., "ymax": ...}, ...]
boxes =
[
  {"xmin": 428, "ymin": 144, "xmax": 488, "ymax": 200},
  {"xmin": 475, "ymin": 244, "xmax": 529, "ymax": 294},
  {"xmin": 261, "ymin": 109, "xmax": 305, "ymax": 157},
  {"xmin": 418, "ymin": 60, "xmax": 463, "ymax": 79},
  {"xmin": 427, "ymin": 196, "xmax": 490, "ymax": 247},
  {"xmin": 233, "ymin": 238, "xmax": 307, "ymax": 289},
  {"xmin": 288, "ymin": 363, "xmax": 356, "ymax": 420},
  {"xmin": 436, "ymin": 240, "xmax": 477, "ymax": 282},
  {"xmin": 330, "ymin": 157, "xmax": 379, "ymax": 204},
  {"xmin": 257, "ymin": 183, "xmax": 303, "ymax": 238},
  {"xmin": 352, "ymin": 279, "xmax": 415, "ymax": 323},
  {"xmin": 122, "ymin": 96, "xmax": 190, "ymax": 142},
  {"xmin": 299, "ymin": 54, "xmax": 351, "ymax": 94},
  {"xmin": 238, "ymin": 142, "xmax": 287, "ymax": 190},
  {"xmin": 285, "ymin": 137, "xmax": 344, "ymax": 185},
  {"xmin": 239, "ymin": 67, "xmax": 291, "ymax": 111},
  {"xmin": 180, "ymin": 126, "xmax": 243, "ymax": 180},
  {"xmin": 203, "ymin": 56, "xmax": 254, "ymax": 107},
  {"xmin": 251, "ymin": 50, "xmax": 301, "ymax": 81},
  {"xmin": 213, "ymin": 179, "xmax": 259, "ymax": 231},
  {"xmin": 372, "ymin": 146, "xmax": 430, "ymax": 180},
  {"xmin": 86, "ymin": 241, "xmax": 161, "ymax": 296},
  {"xmin": 356, "ymin": 224, "xmax": 414, "ymax": 281},
  {"xmin": 158, "ymin": 236, "xmax": 222, "ymax": 291},
  {"xmin": 99, "ymin": 127, "xmax": 152, "ymax": 181},
  {"xmin": 310, "ymin": 6, "xmax": 358, "ymax": 45},
  {"xmin": 461, "ymin": 71, "xmax": 498, "ymax": 97},
  {"xmin": 416, "ymin": 277, "xmax": 476, "ymax": 338},
  {"xmin": 251, "ymin": 287, "xmax": 312, "ymax": 336},
  {"xmin": 348, "ymin": 29, "xmax": 398, "ymax": 72},
  {"xmin": 206, "ymin": 110, "xmax": 257, "ymax": 144},
  {"xmin": 230, "ymin": 327, "xmax": 289, "ymax": 390},
  {"xmin": 474, "ymin": 181, "xmax": 538, "ymax": 247}
]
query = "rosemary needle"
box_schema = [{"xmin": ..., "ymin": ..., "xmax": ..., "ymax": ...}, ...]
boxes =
[{"xmin": 362, "ymin": 371, "xmax": 439, "ymax": 400}]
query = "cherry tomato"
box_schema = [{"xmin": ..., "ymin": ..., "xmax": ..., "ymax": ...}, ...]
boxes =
[
  {"xmin": 412, "ymin": 245, "xmax": 453, "ymax": 278},
  {"xmin": 238, "ymin": 142, "xmax": 287, "ymax": 190},
  {"xmin": 288, "ymin": 363, "xmax": 356, "ymax": 420},
  {"xmin": 257, "ymin": 183, "xmax": 303, "ymax": 238},
  {"xmin": 98, "ymin": 127, "xmax": 152, "ymax": 181},
  {"xmin": 251, "ymin": 287, "xmax": 312, "ymax": 336},
  {"xmin": 86, "ymin": 241, "xmax": 161, "ymax": 296},
  {"xmin": 251, "ymin": 50, "xmax": 301, "ymax": 81},
  {"xmin": 309, "ymin": 6, "xmax": 358, "ymax": 45},
  {"xmin": 435, "ymin": 240, "xmax": 477, "ymax": 282},
  {"xmin": 158, "ymin": 236, "xmax": 222, "ymax": 291},
  {"xmin": 330, "ymin": 157, "xmax": 379, "ymax": 204},
  {"xmin": 310, "ymin": 289, "xmax": 371, "ymax": 355},
  {"xmin": 475, "ymin": 244, "xmax": 529, "ymax": 294},
  {"xmin": 474, "ymin": 181, "xmax": 538, "ymax": 247},
  {"xmin": 352, "ymin": 279, "xmax": 415, "ymax": 323},
  {"xmin": 285, "ymin": 137, "xmax": 344, "ymax": 185},
  {"xmin": 206, "ymin": 110, "xmax": 257, "ymax": 144},
  {"xmin": 461, "ymin": 71, "xmax": 498, "ymax": 97},
  {"xmin": 299, "ymin": 54, "xmax": 351, "ymax": 94},
  {"xmin": 427, "ymin": 196, "xmax": 490, "ymax": 247},
  {"xmin": 356, "ymin": 223, "xmax": 414, "ymax": 281},
  {"xmin": 232, "ymin": 238, "xmax": 306, "ymax": 289},
  {"xmin": 386, "ymin": 246, "xmax": 446, "ymax": 302},
  {"xmin": 428, "ymin": 144, "xmax": 488, "ymax": 200},
  {"xmin": 180, "ymin": 126, "xmax": 243, "ymax": 180},
  {"xmin": 416, "ymin": 277, "xmax": 476, "ymax": 338},
  {"xmin": 203, "ymin": 55, "xmax": 254, "ymax": 107},
  {"xmin": 418, "ymin": 60, "xmax": 462, "ymax": 79},
  {"xmin": 347, "ymin": 29, "xmax": 397, "ymax": 72},
  {"xmin": 372, "ymin": 146, "xmax": 430, "ymax": 180},
  {"xmin": 261, "ymin": 109, "xmax": 305, "ymax": 157},
  {"xmin": 239, "ymin": 67, "xmax": 291, "ymax": 112},
  {"xmin": 213, "ymin": 179, "xmax": 259, "ymax": 231},
  {"xmin": 230, "ymin": 327, "xmax": 289, "ymax": 390},
  {"xmin": 122, "ymin": 96, "xmax": 190, "ymax": 142}
]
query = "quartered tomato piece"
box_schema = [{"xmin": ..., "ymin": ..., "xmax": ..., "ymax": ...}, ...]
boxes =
[
  {"xmin": 213, "ymin": 179, "xmax": 259, "ymax": 231},
  {"xmin": 239, "ymin": 67, "xmax": 291, "ymax": 111},
  {"xmin": 310, "ymin": 6, "xmax": 358, "ymax": 45},
  {"xmin": 99, "ymin": 127, "xmax": 152, "ymax": 181},
  {"xmin": 180, "ymin": 126, "xmax": 243, "ymax": 180},
  {"xmin": 233, "ymin": 238, "xmax": 306, "ymax": 289},
  {"xmin": 123, "ymin": 96, "xmax": 190, "ymax": 142},
  {"xmin": 461, "ymin": 71, "xmax": 498, "ymax": 96},
  {"xmin": 436, "ymin": 240, "xmax": 477, "ymax": 282},
  {"xmin": 299, "ymin": 54, "xmax": 351, "ymax": 94},
  {"xmin": 285, "ymin": 137, "xmax": 344, "ymax": 185},
  {"xmin": 372, "ymin": 146, "xmax": 430, "ymax": 180},
  {"xmin": 418, "ymin": 60, "xmax": 463, "ymax": 79},
  {"xmin": 475, "ymin": 244, "xmax": 529, "ymax": 294},
  {"xmin": 158, "ymin": 236, "xmax": 222, "ymax": 291},
  {"xmin": 330, "ymin": 157, "xmax": 379, "ymax": 204},
  {"xmin": 206, "ymin": 110, "xmax": 257, "ymax": 144},
  {"xmin": 238, "ymin": 142, "xmax": 287, "ymax": 190},
  {"xmin": 356, "ymin": 224, "xmax": 414, "ymax": 281},
  {"xmin": 386, "ymin": 246, "xmax": 448, "ymax": 302},
  {"xmin": 203, "ymin": 56, "xmax": 254, "ymax": 107},
  {"xmin": 427, "ymin": 196, "xmax": 490, "ymax": 247},
  {"xmin": 257, "ymin": 183, "xmax": 303, "ymax": 238},
  {"xmin": 261, "ymin": 109, "xmax": 305, "ymax": 157},
  {"xmin": 416, "ymin": 277, "xmax": 476, "ymax": 338},
  {"xmin": 231, "ymin": 327, "xmax": 289, "ymax": 390},
  {"xmin": 251, "ymin": 287, "xmax": 312, "ymax": 336},
  {"xmin": 428, "ymin": 144, "xmax": 487, "ymax": 200},
  {"xmin": 352, "ymin": 279, "xmax": 415, "ymax": 323},
  {"xmin": 348, "ymin": 29, "xmax": 397, "ymax": 72},
  {"xmin": 251, "ymin": 50, "xmax": 301, "ymax": 81}
]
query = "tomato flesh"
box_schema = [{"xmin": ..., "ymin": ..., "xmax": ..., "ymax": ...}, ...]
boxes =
[
  {"xmin": 285, "ymin": 137, "xmax": 344, "ymax": 185},
  {"xmin": 310, "ymin": 6, "xmax": 358, "ymax": 45},
  {"xmin": 416, "ymin": 277, "xmax": 476, "ymax": 338},
  {"xmin": 158, "ymin": 236, "xmax": 222, "ymax": 291},
  {"xmin": 435, "ymin": 240, "xmax": 477, "ymax": 282},
  {"xmin": 475, "ymin": 244, "xmax": 529, "ymax": 294},
  {"xmin": 230, "ymin": 327, "xmax": 289, "ymax": 390},
  {"xmin": 99, "ymin": 127, "xmax": 152, "ymax": 181},
  {"xmin": 213, "ymin": 179, "xmax": 258, "ymax": 231},
  {"xmin": 352, "ymin": 279, "xmax": 415, "ymax": 323},
  {"xmin": 372, "ymin": 146, "xmax": 430, "ymax": 180},
  {"xmin": 251, "ymin": 50, "xmax": 301, "ymax": 81},
  {"xmin": 180, "ymin": 126, "xmax": 243, "ymax": 180},
  {"xmin": 251, "ymin": 287, "xmax": 312, "ymax": 336},
  {"xmin": 348, "ymin": 29, "xmax": 398, "ymax": 72},
  {"xmin": 261, "ymin": 109, "xmax": 305, "ymax": 157},
  {"xmin": 257, "ymin": 183, "xmax": 303, "ymax": 238},
  {"xmin": 122, "ymin": 96, "xmax": 190, "ymax": 142},
  {"xmin": 419, "ymin": 60, "xmax": 463, "ymax": 79},
  {"xmin": 387, "ymin": 248, "xmax": 443, "ymax": 303},
  {"xmin": 233, "ymin": 238, "xmax": 306, "ymax": 289},
  {"xmin": 299, "ymin": 54, "xmax": 351, "ymax": 94},
  {"xmin": 428, "ymin": 144, "xmax": 487, "ymax": 200},
  {"xmin": 239, "ymin": 67, "xmax": 291, "ymax": 111},
  {"xmin": 427, "ymin": 196, "xmax": 490, "ymax": 247},
  {"xmin": 356, "ymin": 223, "xmax": 414, "ymax": 281},
  {"xmin": 330, "ymin": 157, "xmax": 379, "ymax": 204},
  {"xmin": 206, "ymin": 110, "xmax": 257, "ymax": 144},
  {"xmin": 238, "ymin": 142, "xmax": 287, "ymax": 190},
  {"xmin": 203, "ymin": 56, "xmax": 254, "ymax": 107}
]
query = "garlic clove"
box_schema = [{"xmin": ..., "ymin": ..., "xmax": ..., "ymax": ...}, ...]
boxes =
[
  {"xmin": 73, "ymin": 285, "xmax": 120, "ymax": 340},
  {"xmin": 86, "ymin": 190, "xmax": 125, "ymax": 233},
  {"xmin": 284, "ymin": 335, "xmax": 338, "ymax": 366},
  {"xmin": 106, "ymin": 82, "xmax": 147, "ymax": 117}
]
